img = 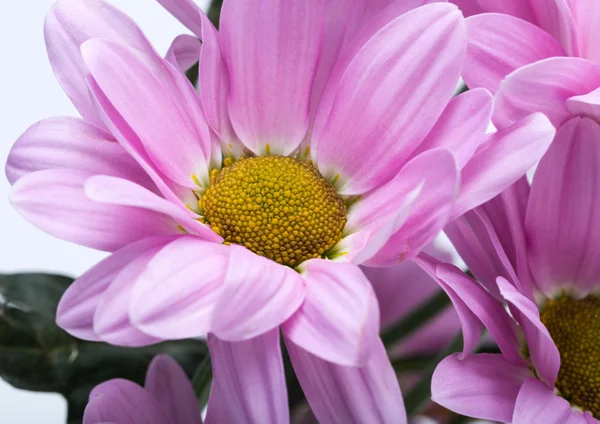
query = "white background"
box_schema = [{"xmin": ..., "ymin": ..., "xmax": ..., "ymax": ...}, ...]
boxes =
[{"xmin": 0, "ymin": 1, "xmax": 208, "ymax": 422}]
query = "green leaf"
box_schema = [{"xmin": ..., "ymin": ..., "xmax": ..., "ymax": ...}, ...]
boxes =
[
  {"xmin": 207, "ymin": 0, "xmax": 223, "ymax": 29},
  {"xmin": 381, "ymin": 290, "xmax": 452, "ymax": 348},
  {"xmin": 403, "ymin": 333, "xmax": 464, "ymax": 416},
  {"xmin": 0, "ymin": 273, "xmax": 207, "ymax": 423},
  {"xmin": 185, "ymin": 61, "xmax": 200, "ymax": 88},
  {"xmin": 191, "ymin": 354, "xmax": 212, "ymax": 408}
]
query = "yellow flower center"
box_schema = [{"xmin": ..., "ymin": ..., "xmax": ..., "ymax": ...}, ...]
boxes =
[
  {"xmin": 201, "ymin": 156, "xmax": 347, "ymax": 267},
  {"xmin": 540, "ymin": 295, "xmax": 600, "ymax": 417}
]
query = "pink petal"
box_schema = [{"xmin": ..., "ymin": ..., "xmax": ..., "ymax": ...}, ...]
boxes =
[
  {"xmin": 286, "ymin": 338, "xmax": 406, "ymax": 424},
  {"xmin": 566, "ymin": 87, "xmax": 600, "ymax": 122},
  {"xmin": 512, "ymin": 378, "xmax": 590, "ymax": 424},
  {"xmin": 282, "ymin": 260, "xmax": 379, "ymax": 366},
  {"xmin": 81, "ymin": 39, "xmax": 214, "ymax": 188},
  {"xmin": 526, "ymin": 117, "xmax": 600, "ymax": 296},
  {"xmin": 84, "ymin": 175, "xmax": 220, "ymax": 242},
  {"xmin": 312, "ymin": 3, "xmax": 466, "ymax": 195},
  {"xmin": 570, "ymin": 0, "xmax": 600, "ymax": 65},
  {"xmin": 494, "ymin": 57, "xmax": 600, "ymax": 129},
  {"xmin": 463, "ymin": 13, "xmax": 567, "ymax": 94},
  {"xmin": 10, "ymin": 169, "xmax": 175, "ymax": 252},
  {"xmin": 204, "ymin": 383, "xmax": 234, "ymax": 424},
  {"xmin": 219, "ymin": 0, "xmax": 323, "ymax": 155},
  {"xmin": 497, "ymin": 278, "xmax": 560, "ymax": 386},
  {"xmin": 44, "ymin": 0, "xmax": 156, "ymax": 127},
  {"xmin": 364, "ymin": 149, "xmax": 459, "ymax": 265},
  {"xmin": 528, "ymin": 0, "xmax": 578, "ymax": 56},
  {"xmin": 5, "ymin": 117, "xmax": 150, "ymax": 188},
  {"xmin": 208, "ymin": 330, "xmax": 288, "ymax": 424},
  {"xmin": 431, "ymin": 353, "xmax": 530, "ymax": 423},
  {"xmin": 453, "ymin": 113, "xmax": 555, "ymax": 219},
  {"xmin": 157, "ymin": 0, "xmax": 204, "ymax": 37},
  {"xmin": 211, "ymin": 245, "xmax": 305, "ymax": 341},
  {"xmin": 165, "ymin": 34, "xmax": 201, "ymax": 73},
  {"xmin": 413, "ymin": 88, "xmax": 493, "ymax": 168},
  {"xmin": 414, "ymin": 253, "xmax": 483, "ymax": 357},
  {"xmin": 145, "ymin": 355, "xmax": 202, "ymax": 424},
  {"xmin": 451, "ymin": 0, "xmax": 535, "ymax": 22},
  {"xmin": 56, "ymin": 236, "xmax": 176, "ymax": 340},
  {"xmin": 129, "ymin": 236, "xmax": 228, "ymax": 340}
]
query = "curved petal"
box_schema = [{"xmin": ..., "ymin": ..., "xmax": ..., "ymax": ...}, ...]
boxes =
[
  {"xmin": 312, "ymin": 3, "xmax": 466, "ymax": 194},
  {"xmin": 145, "ymin": 355, "xmax": 202, "ymax": 424},
  {"xmin": 81, "ymin": 39, "xmax": 213, "ymax": 187},
  {"xmin": 528, "ymin": 0, "xmax": 578, "ymax": 56},
  {"xmin": 525, "ymin": 117, "xmax": 600, "ymax": 296},
  {"xmin": 497, "ymin": 278, "xmax": 560, "ymax": 386},
  {"xmin": 452, "ymin": 113, "xmax": 555, "ymax": 220},
  {"xmin": 208, "ymin": 330, "xmax": 288, "ymax": 424},
  {"xmin": 129, "ymin": 236, "xmax": 228, "ymax": 340},
  {"xmin": 413, "ymin": 88, "xmax": 493, "ymax": 168},
  {"xmin": 157, "ymin": 0, "xmax": 204, "ymax": 37},
  {"xmin": 204, "ymin": 383, "xmax": 234, "ymax": 424},
  {"xmin": 165, "ymin": 34, "xmax": 201, "ymax": 73},
  {"xmin": 463, "ymin": 13, "xmax": 567, "ymax": 94},
  {"xmin": 92, "ymin": 245, "xmax": 164, "ymax": 347},
  {"xmin": 84, "ymin": 389, "xmax": 172, "ymax": 424},
  {"xmin": 451, "ymin": 0, "xmax": 535, "ymax": 22},
  {"xmin": 286, "ymin": 338, "xmax": 406, "ymax": 424},
  {"xmin": 84, "ymin": 175, "xmax": 220, "ymax": 242},
  {"xmin": 5, "ymin": 117, "xmax": 150, "ymax": 188},
  {"xmin": 569, "ymin": 0, "xmax": 600, "ymax": 65},
  {"xmin": 431, "ymin": 353, "xmax": 530, "ymax": 423},
  {"xmin": 56, "ymin": 236, "xmax": 176, "ymax": 340},
  {"xmin": 282, "ymin": 260, "xmax": 379, "ymax": 366},
  {"xmin": 211, "ymin": 245, "xmax": 305, "ymax": 341},
  {"xmin": 364, "ymin": 149, "xmax": 459, "ymax": 265},
  {"xmin": 566, "ymin": 87, "xmax": 600, "ymax": 122},
  {"xmin": 44, "ymin": 0, "xmax": 156, "ymax": 127},
  {"xmin": 512, "ymin": 378, "xmax": 590, "ymax": 424},
  {"xmin": 10, "ymin": 169, "xmax": 176, "ymax": 252},
  {"xmin": 494, "ymin": 57, "xmax": 600, "ymax": 129},
  {"xmin": 219, "ymin": 0, "xmax": 323, "ymax": 155}
]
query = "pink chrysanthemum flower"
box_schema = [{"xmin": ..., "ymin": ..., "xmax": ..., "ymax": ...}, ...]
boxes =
[
  {"xmin": 85, "ymin": 355, "xmax": 204, "ymax": 424},
  {"xmin": 5, "ymin": 0, "xmax": 555, "ymax": 421}
]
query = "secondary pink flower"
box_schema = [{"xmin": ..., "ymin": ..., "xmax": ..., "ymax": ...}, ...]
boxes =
[
  {"xmin": 85, "ymin": 355, "xmax": 203, "ymax": 424},
  {"xmin": 451, "ymin": 0, "xmax": 600, "ymax": 94},
  {"xmin": 5, "ymin": 0, "xmax": 555, "ymax": 422}
]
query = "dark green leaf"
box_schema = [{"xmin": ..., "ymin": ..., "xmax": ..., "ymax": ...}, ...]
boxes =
[
  {"xmin": 0, "ymin": 273, "xmax": 207, "ymax": 423},
  {"xmin": 208, "ymin": 0, "xmax": 223, "ymax": 29},
  {"xmin": 191, "ymin": 354, "xmax": 212, "ymax": 408},
  {"xmin": 185, "ymin": 61, "xmax": 200, "ymax": 88},
  {"xmin": 381, "ymin": 290, "xmax": 452, "ymax": 348}
]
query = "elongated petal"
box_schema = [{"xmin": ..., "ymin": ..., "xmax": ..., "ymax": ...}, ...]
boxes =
[
  {"xmin": 414, "ymin": 88, "xmax": 493, "ymax": 168},
  {"xmin": 93, "ymin": 246, "xmax": 164, "ymax": 346},
  {"xmin": 165, "ymin": 34, "xmax": 201, "ymax": 72},
  {"xmin": 566, "ymin": 87, "xmax": 600, "ymax": 122},
  {"xmin": 312, "ymin": 3, "xmax": 466, "ymax": 194},
  {"xmin": 84, "ymin": 388, "xmax": 172, "ymax": 424},
  {"xmin": 82, "ymin": 39, "xmax": 213, "ymax": 187},
  {"xmin": 526, "ymin": 117, "xmax": 600, "ymax": 296},
  {"xmin": 431, "ymin": 353, "xmax": 530, "ymax": 423},
  {"xmin": 494, "ymin": 57, "xmax": 600, "ymax": 128},
  {"xmin": 145, "ymin": 355, "xmax": 202, "ymax": 424},
  {"xmin": 5, "ymin": 117, "xmax": 149, "ymax": 188},
  {"xmin": 44, "ymin": 0, "xmax": 156, "ymax": 126},
  {"xmin": 286, "ymin": 338, "xmax": 406, "ymax": 424},
  {"xmin": 365, "ymin": 149, "xmax": 459, "ymax": 265},
  {"xmin": 84, "ymin": 175, "xmax": 220, "ymax": 242},
  {"xmin": 208, "ymin": 331, "xmax": 288, "ymax": 424},
  {"xmin": 528, "ymin": 0, "xmax": 578, "ymax": 56},
  {"xmin": 451, "ymin": 0, "xmax": 535, "ymax": 22},
  {"xmin": 10, "ymin": 169, "xmax": 175, "ymax": 252},
  {"xmin": 56, "ymin": 236, "xmax": 176, "ymax": 340},
  {"xmin": 570, "ymin": 0, "xmax": 600, "ymax": 64},
  {"xmin": 497, "ymin": 278, "xmax": 560, "ymax": 386},
  {"xmin": 211, "ymin": 246, "xmax": 305, "ymax": 341},
  {"xmin": 463, "ymin": 13, "xmax": 566, "ymax": 94},
  {"xmin": 130, "ymin": 237, "xmax": 228, "ymax": 339},
  {"xmin": 204, "ymin": 383, "xmax": 234, "ymax": 424},
  {"xmin": 452, "ymin": 113, "xmax": 555, "ymax": 219},
  {"xmin": 157, "ymin": 0, "xmax": 204, "ymax": 37},
  {"xmin": 512, "ymin": 378, "xmax": 590, "ymax": 424},
  {"xmin": 219, "ymin": 0, "xmax": 322, "ymax": 155},
  {"xmin": 282, "ymin": 260, "xmax": 379, "ymax": 366}
]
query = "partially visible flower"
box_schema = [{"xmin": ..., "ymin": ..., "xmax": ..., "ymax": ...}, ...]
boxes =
[{"xmin": 84, "ymin": 355, "xmax": 203, "ymax": 424}]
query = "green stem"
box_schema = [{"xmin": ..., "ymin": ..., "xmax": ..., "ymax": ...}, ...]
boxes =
[{"xmin": 381, "ymin": 290, "xmax": 451, "ymax": 348}]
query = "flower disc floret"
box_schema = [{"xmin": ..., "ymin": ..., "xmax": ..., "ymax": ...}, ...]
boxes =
[
  {"xmin": 201, "ymin": 156, "xmax": 347, "ymax": 267},
  {"xmin": 540, "ymin": 295, "xmax": 600, "ymax": 417}
]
